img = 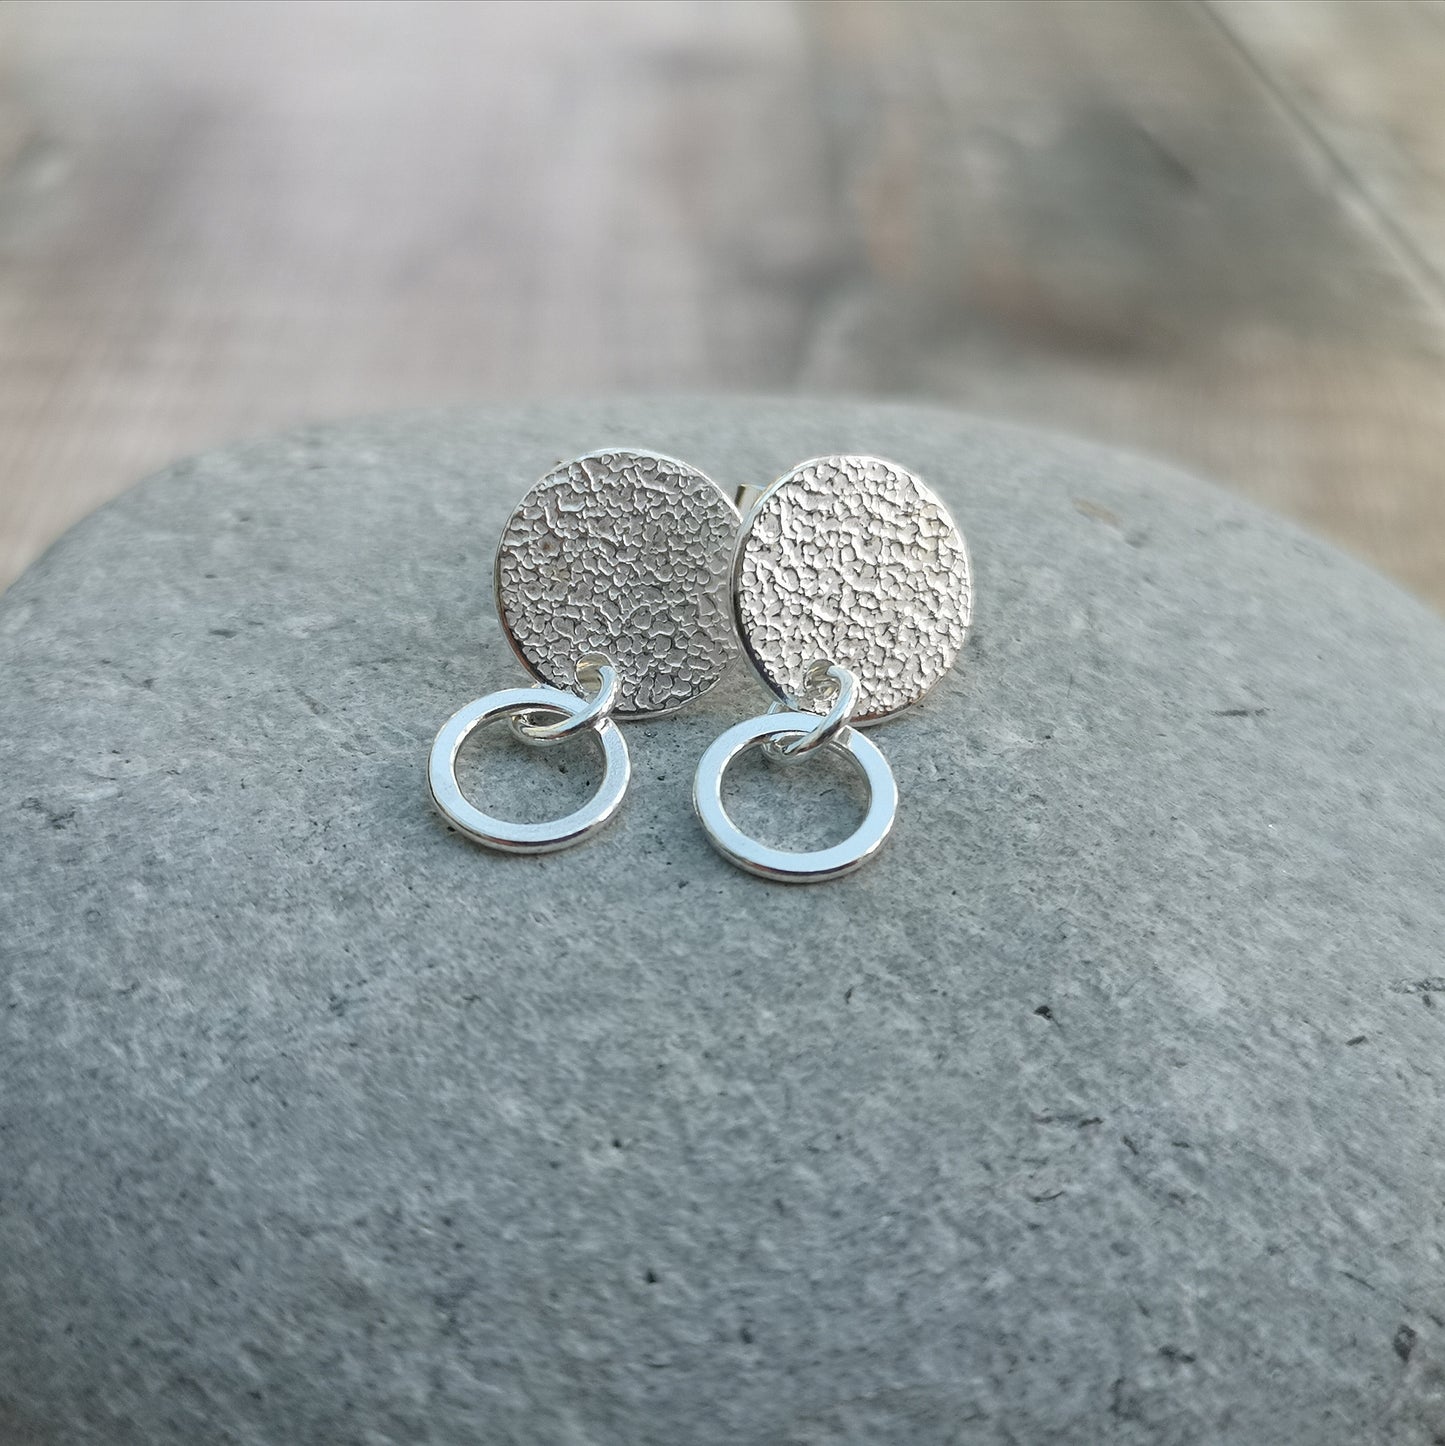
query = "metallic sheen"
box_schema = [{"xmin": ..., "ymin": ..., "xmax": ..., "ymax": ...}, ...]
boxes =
[
  {"xmin": 510, "ymin": 652, "xmax": 617, "ymax": 744},
  {"xmin": 765, "ymin": 660, "xmax": 860, "ymax": 759},
  {"xmin": 429, "ymin": 686, "xmax": 630, "ymax": 853},
  {"xmin": 733, "ymin": 455, "xmax": 972, "ymax": 725},
  {"xmin": 692, "ymin": 711, "xmax": 898, "ymax": 883},
  {"xmin": 495, "ymin": 449, "xmax": 740, "ymax": 718}
]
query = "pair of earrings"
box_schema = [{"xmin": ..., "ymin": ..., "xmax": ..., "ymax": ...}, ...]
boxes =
[{"xmin": 427, "ymin": 449, "xmax": 972, "ymax": 882}]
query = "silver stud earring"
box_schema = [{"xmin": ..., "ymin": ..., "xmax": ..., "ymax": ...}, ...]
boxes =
[
  {"xmin": 429, "ymin": 449, "xmax": 739, "ymax": 852},
  {"xmin": 694, "ymin": 456, "xmax": 972, "ymax": 882}
]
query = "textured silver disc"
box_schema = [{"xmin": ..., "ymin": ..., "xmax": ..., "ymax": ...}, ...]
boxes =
[
  {"xmin": 733, "ymin": 455, "xmax": 972, "ymax": 725},
  {"xmin": 494, "ymin": 450, "xmax": 740, "ymax": 718}
]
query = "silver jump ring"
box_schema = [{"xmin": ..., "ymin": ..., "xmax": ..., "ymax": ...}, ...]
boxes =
[
  {"xmin": 693, "ymin": 711, "xmax": 897, "ymax": 883},
  {"xmin": 429, "ymin": 686, "xmax": 630, "ymax": 853},
  {"xmin": 765, "ymin": 661, "xmax": 860, "ymax": 760},
  {"xmin": 510, "ymin": 653, "xmax": 618, "ymax": 745}
]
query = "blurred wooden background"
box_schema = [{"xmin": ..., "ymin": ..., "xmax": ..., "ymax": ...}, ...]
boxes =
[{"xmin": 2, "ymin": 0, "xmax": 1445, "ymax": 602}]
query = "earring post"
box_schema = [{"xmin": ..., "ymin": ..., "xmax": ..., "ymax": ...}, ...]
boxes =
[{"xmin": 734, "ymin": 484, "xmax": 766, "ymax": 516}]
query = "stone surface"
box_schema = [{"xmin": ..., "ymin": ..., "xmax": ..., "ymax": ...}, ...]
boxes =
[{"xmin": 1, "ymin": 400, "xmax": 1444, "ymax": 1446}]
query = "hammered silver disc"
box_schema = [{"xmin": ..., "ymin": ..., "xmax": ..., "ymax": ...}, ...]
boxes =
[
  {"xmin": 733, "ymin": 456, "xmax": 972, "ymax": 725},
  {"xmin": 494, "ymin": 450, "xmax": 740, "ymax": 718}
]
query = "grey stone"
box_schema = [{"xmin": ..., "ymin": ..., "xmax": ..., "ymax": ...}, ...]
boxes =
[{"xmin": 2, "ymin": 400, "xmax": 1444, "ymax": 1446}]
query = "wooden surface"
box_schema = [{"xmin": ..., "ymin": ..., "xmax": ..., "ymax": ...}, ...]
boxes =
[{"xmin": 2, "ymin": 0, "xmax": 1444, "ymax": 603}]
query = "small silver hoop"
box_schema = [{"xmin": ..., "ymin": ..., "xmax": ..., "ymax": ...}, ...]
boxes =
[
  {"xmin": 429, "ymin": 686, "xmax": 630, "ymax": 853},
  {"xmin": 693, "ymin": 711, "xmax": 897, "ymax": 883},
  {"xmin": 510, "ymin": 653, "xmax": 618, "ymax": 745},
  {"xmin": 765, "ymin": 661, "xmax": 860, "ymax": 759}
]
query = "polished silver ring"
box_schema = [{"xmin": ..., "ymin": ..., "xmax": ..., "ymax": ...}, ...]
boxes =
[
  {"xmin": 765, "ymin": 661, "xmax": 860, "ymax": 759},
  {"xmin": 429, "ymin": 687, "xmax": 630, "ymax": 853},
  {"xmin": 510, "ymin": 653, "xmax": 618, "ymax": 745},
  {"xmin": 692, "ymin": 711, "xmax": 897, "ymax": 883}
]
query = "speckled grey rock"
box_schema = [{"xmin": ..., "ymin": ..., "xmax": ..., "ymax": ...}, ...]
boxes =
[{"xmin": 2, "ymin": 400, "xmax": 1443, "ymax": 1446}]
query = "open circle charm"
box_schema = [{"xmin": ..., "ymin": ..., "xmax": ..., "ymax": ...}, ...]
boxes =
[
  {"xmin": 692, "ymin": 711, "xmax": 898, "ymax": 883},
  {"xmin": 429, "ymin": 687, "xmax": 630, "ymax": 854}
]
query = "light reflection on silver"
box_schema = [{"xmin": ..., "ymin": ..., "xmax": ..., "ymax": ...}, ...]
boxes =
[
  {"xmin": 509, "ymin": 653, "xmax": 617, "ymax": 744},
  {"xmin": 732, "ymin": 455, "xmax": 971, "ymax": 727},
  {"xmin": 495, "ymin": 449, "xmax": 739, "ymax": 719},
  {"xmin": 429, "ymin": 685, "xmax": 629, "ymax": 853},
  {"xmin": 764, "ymin": 661, "xmax": 859, "ymax": 760},
  {"xmin": 692, "ymin": 711, "xmax": 897, "ymax": 883}
]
